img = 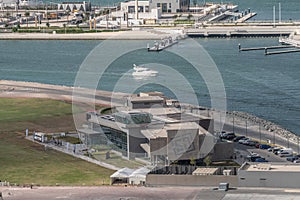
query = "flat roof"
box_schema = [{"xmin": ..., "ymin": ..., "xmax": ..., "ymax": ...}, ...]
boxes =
[
  {"xmin": 140, "ymin": 122, "xmax": 201, "ymax": 139},
  {"xmin": 192, "ymin": 167, "xmax": 219, "ymax": 175},
  {"xmin": 243, "ymin": 162, "xmax": 300, "ymax": 172},
  {"xmin": 165, "ymin": 122, "xmax": 199, "ymax": 130},
  {"xmin": 141, "ymin": 128, "xmax": 168, "ymax": 139},
  {"xmin": 138, "ymin": 107, "xmax": 179, "ymax": 115},
  {"xmin": 129, "ymin": 96, "xmax": 164, "ymax": 102}
]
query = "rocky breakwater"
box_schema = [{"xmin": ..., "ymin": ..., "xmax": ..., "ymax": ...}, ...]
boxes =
[{"xmin": 228, "ymin": 111, "xmax": 299, "ymax": 144}]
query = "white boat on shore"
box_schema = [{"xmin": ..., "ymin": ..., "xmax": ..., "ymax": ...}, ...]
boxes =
[{"xmin": 132, "ymin": 64, "xmax": 158, "ymax": 77}]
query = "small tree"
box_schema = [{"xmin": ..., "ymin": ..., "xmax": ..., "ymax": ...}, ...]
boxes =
[
  {"xmin": 46, "ymin": 22, "xmax": 50, "ymax": 28},
  {"xmin": 204, "ymin": 155, "xmax": 212, "ymax": 166},
  {"xmin": 190, "ymin": 157, "xmax": 196, "ymax": 166},
  {"xmin": 12, "ymin": 27, "xmax": 18, "ymax": 32},
  {"xmin": 25, "ymin": 11, "xmax": 30, "ymax": 28}
]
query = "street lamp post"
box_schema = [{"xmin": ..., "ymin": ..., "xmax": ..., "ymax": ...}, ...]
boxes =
[
  {"xmin": 259, "ymin": 123, "xmax": 261, "ymax": 143},
  {"xmin": 232, "ymin": 115, "xmax": 235, "ymax": 133},
  {"xmin": 297, "ymin": 136, "xmax": 300, "ymax": 154},
  {"xmin": 245, "ymin": 120, "xmax": 248, "ymax": 137}
]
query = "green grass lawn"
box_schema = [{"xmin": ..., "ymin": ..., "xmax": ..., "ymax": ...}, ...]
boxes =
[
  {"xmin": 0, "ymin": 98, "xmax": 114, "ymax": 186},
  {"xmin": 92, "ymin": 151, "xmax": 145, "ymax": 169}
]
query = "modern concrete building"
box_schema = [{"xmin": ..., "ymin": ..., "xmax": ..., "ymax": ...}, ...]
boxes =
[
  {"xmin": 83, "ymin": 92, "xmax": 230, "ymax": 165},
  {"xmin": 238, "ymin": 162, "xmax": 300, "ymax": 188}
]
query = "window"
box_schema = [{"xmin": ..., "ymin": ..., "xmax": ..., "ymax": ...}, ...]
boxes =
[
  {"xmin": 157, "ymin": 3, "xmax": 160, "ymax": 7},
  {"xmin": 162, "ymin": 3, "xmax": 167, "ymax": 12},
  {"xmin": 169, "ymin": 3, "xmax": 171, "ymax": 8}
]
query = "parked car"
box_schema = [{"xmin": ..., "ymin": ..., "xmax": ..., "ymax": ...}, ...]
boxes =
[
  {"xmin": 294, "ymin": 159, "xmax": 300, "ymax": 163},
  {"xmin": 278, "ymin": 148, "xmax": 293, "ymax": 157},
  {"xmin": 246, "ymin": 140, "xmax": 259, "ymax": 146},
  {"xmin": 239, "ymin": 138, "xmax": 249, "ymax": 144},
  {"xmin": 268, "ymin": 147, "xmax": 274, "ymax": 152},
  {"xmin": 220, "ymin": 132, "xmax": 236, "ymax": 140},
  {"xmin": 273, "ymin": 147, "xmax": 283, "ymax": 155},
  {"xmin": 233, "ymin": 135, "xmax": 246, "ymax": 142},
  {"xmin": 259, "ymin": 144, "xmax": 272, "ymax": 149},
  {"xmin": 286, "ymin": 155, "xmax": 300, "ymax": 162},
  {"xmin": 247, "ymin": 153, "xmax": 264, "ymax": 162},
  {"xmin": 255, "ymin": 158, "xmax": 268, "ymax": 162}
]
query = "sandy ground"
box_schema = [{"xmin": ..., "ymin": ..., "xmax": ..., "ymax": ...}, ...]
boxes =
[{"xmin": 0, "ymin": 29, "xmax": 182, "ymax": 40}]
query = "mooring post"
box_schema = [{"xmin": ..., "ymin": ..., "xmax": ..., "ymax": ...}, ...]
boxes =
[{"xmin": 264, "ymin": 47, "xmax": 268, "ymax": 55}]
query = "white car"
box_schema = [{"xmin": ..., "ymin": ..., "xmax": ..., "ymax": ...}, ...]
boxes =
[
  {"xmin": 294, "ymin": 159, "xmax": 300, "ymax": 163},
  {"xmin": 238, "ymin": 138, "xmax": 249, "ymax": 144}
]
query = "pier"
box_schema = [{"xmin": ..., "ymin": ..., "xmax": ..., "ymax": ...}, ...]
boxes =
[
  {"xmin": 147, "ymin": 37, "xmax": 178, "ymax": 51},
  {"xmin": 265, "ymin": 49, "xmax": 300, "ymax": 55},
  {"xmin": 238, "ymin": 32, "xmax": 300, "ymax": 55},
  {"xmin": 239, "ymin": 44, "xmax": 293, "ymax": 51},
  {"xmin": 186, "ymin": 24, "xmax": 297, "ymax": 38}
]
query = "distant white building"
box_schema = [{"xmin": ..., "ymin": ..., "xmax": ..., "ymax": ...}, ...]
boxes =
[
  {"xmin": 111, "ymin": 0, "xmax": 161, "ymax": 24},
  {"xmin": 110, "ymin": 0, "xmax": 190, "ymax": 24}
]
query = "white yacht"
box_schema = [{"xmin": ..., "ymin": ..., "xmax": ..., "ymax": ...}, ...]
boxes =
[{"xmin": 132, "ymin": 64, "xmax": 158, "ymax": 77}]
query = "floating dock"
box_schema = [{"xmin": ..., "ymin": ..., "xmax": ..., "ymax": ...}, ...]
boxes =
[
  {"xmin": 186, "ymin": 25, "xmax": 294, "ymax": 38},
  {"xmin": 235, "ymin": 12, "xmax": 257, "ymax": 23},
  {"xmin": 239, "ymin": 44, "xmax": 293, "ymax": 51},
  {"xmin": 147, "ymin": 37, "xmax": 179, "ymax": 52},
  {"xmin": 239, "ymin": 38, "xmax": 300, "ymax": 55}
]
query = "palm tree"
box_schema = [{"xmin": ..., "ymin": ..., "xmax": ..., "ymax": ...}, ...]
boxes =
[{"xmin": 25, "ymin": 11, "xmax": 30, "ymax": 28}]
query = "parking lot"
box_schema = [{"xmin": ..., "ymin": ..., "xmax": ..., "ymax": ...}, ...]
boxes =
[
  {"xmin": 234, "ymin": 142, "xmax": 288, "ymax": 164},
  {"xmin": 219, "ymin": 132, "xmax": 294, "ymax": 164}
]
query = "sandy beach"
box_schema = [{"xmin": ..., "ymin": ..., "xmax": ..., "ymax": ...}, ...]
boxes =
[{"xmin": 0, "ymin": 29, "xmax": 183, "ymax": 40}]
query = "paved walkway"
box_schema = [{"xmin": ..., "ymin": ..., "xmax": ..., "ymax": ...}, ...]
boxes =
[{"xmin": 25, "ymin": 136, "xmax": 120, "ymax": 171}]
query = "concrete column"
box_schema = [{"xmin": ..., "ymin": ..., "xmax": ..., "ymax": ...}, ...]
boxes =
[{"xmin": 135, "ymin": 0, "xmax": 138, "ymax": 19}]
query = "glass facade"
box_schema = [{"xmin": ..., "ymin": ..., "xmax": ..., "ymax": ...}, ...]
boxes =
[{"xmin": 100, "ymin": 125, "xmax": 128, "ymax": 156}]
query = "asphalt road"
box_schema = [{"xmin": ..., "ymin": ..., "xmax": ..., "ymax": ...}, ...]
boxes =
[{"xmin": 1, "ymin": 186, "xmax": 300, "ymax": 200}]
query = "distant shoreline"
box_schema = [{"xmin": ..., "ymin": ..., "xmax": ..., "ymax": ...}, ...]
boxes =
[{"xmin": 0, "ymin": 30, "xmax": 176, "ymax": 40}]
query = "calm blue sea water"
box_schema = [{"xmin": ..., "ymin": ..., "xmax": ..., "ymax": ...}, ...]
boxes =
[
  {"xmin": 45, "ymin": 0, "xmax": 300, "ymax": 21},
  {"xmin": 0, "ymin": 38, "xmax": 299, "ymax": 135}
]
